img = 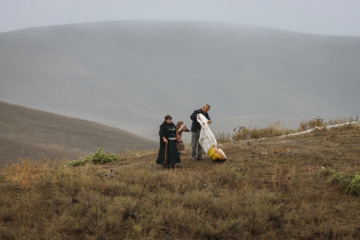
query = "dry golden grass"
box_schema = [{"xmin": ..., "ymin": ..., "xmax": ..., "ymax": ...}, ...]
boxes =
[
  {"xmin": 1, "ymin": 122, "xmax": 360, "ymax": 239},
  {"xmin": 232, "ymin": 121, "xmax": 295, "ymax": 141},
  {"xmin": 299, "ymin": 116, "xmax": 355, "ymax": 131}
]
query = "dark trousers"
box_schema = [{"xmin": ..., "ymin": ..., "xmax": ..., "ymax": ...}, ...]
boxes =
[{"xmin": 191, "ymin": 130, "xmax": 203, "ymax": 158}]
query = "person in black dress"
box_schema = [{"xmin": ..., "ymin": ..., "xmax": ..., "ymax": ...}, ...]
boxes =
[{"xmin": 156, "ymin": 115, "xmax": 181, "ymax": 168}]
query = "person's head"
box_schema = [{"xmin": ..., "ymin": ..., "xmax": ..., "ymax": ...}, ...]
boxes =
[
  {"xmin": 164, "ymin": 115, "xmax": 172, "ymax": 123},
  {"xmin": 202, "ymin": 104, "xmax": 211, "ymax": 113}
]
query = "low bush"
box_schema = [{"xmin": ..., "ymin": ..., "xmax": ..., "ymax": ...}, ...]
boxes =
[
  {"xmin": 69, "ymin": 147, "xmax": 119, "ymax": 166},
  {"xmin": 326, "ymin": 169, "xmax": 360, "ymax": 195}
]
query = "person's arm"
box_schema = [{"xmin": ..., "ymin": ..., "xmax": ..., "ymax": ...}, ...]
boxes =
[
  {"xmin": 177, "ymin": 123, "xmax": 185, "ymax": 133},
  {"xmin": 159, "ymin": 126, "xmax": 168, "ymax": 143},
  {"xmin": 206, "ymin": 113, "xmax": 211, "ymax": 124},
  {"xmin": 190, "ymin": 110, "xmax": 198, "ymax": 121}
]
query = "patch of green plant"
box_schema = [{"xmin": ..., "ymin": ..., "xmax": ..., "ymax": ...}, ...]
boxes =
[
  {"xmin": 324, "ymin": 168, "xmax": 360, "ymax": 195},
  {"xmin": 68, "ymin": 158, "xmax": 89, "ymax": 167},
  {"xmin": 69, "ymin": 147, "xmax": 119, "ymax": 167},
  {"xmin": 0, "ymin": 174, "xmax": 7, "ymax": 182}
]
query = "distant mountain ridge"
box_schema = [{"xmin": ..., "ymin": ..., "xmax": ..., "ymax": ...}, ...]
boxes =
[
  {"xmin": 0, "ymin": 21, "xmax": 359, "ymax": 139},
  {"xmin": 0, "ymin": 101, "xmax": 158, "ymax": 166}
]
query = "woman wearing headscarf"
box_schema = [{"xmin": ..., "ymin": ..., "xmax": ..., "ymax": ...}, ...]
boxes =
[{"xmin": 156, "ymin": 115, "xmax": 181, "ymax": 168}]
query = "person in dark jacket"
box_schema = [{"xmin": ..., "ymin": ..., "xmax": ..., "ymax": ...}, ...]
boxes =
[
  {"xmin": 156, "ymin": 115, "xmax": 181, "ymax": 168},
  {"xmin": 190, "ymin": 104, "xmax": 211, "ymax": 160}
]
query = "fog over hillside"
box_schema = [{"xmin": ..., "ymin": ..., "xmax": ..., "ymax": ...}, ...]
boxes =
[{"xmin": 0, "ymin": 21, "xmax": 359, "ymax": 140}]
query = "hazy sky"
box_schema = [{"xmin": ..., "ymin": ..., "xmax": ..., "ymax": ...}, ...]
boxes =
[{"xmin": 1, "ymin": 0, "xmax": 360, "ymax": 36}]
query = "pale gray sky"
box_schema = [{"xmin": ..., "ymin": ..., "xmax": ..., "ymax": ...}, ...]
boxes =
[{"xmin": 1, "ymin": 0, "xmax": 360, "ymax": 36}]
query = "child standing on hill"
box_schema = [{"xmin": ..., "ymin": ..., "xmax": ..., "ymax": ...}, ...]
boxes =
[{"xmin": 175, "ymin": 121, "xmax": 190, "ymax": 154}]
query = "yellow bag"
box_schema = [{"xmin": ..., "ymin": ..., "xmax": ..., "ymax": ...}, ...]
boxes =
[
  {"xmin": 207, "ymin": 146, "xmax": 227, "ymax": 160},
  {"xmin": 208, "ymin": 147, "xmax": 220, "ymax": 160}
]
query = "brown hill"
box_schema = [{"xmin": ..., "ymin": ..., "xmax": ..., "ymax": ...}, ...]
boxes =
[{"xmin": 0, "ymin": 101, "xmax": 158, "ymax": 166}]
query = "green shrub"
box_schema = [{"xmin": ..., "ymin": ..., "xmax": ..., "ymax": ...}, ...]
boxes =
[
  {"xmin": 69, "ymin": 147, "xmax": 119, "ymax": 166},
  {"xmin": 0, "ymin": 174, "xmax": 6, "ymax": 182},
  {"xmin": 325, "ymin": 169, "xmax": 360, "ymax": 195}
]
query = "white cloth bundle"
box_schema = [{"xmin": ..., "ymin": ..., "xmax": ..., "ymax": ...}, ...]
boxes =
[
  {"xmin": 197, "ymin": 114, "xmax": 217, "ymax": 154},
  {"xmin": 197, "ymin": 114, "xmax": 227, "ymax": 160}
]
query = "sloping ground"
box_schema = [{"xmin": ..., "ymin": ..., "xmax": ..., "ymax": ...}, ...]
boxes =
[
  {"xmin": 0, "ymin": 125, "xmax": 359, "ymax": 239},
  {"xmin": 0, "ymin": 101, "xmax": 158, "ymax": 166}
]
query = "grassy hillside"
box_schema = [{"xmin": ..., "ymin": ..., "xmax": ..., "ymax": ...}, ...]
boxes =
[
  {"xmin": 0, "ymin": 122, "xmax": 359, "ymax": 239},
  {"xmin": 0, "ymin": 101, "xmax": 158, "ymax": 166}
]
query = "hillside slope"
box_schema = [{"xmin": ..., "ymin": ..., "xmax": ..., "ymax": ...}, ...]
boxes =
[
  {"xmin": 0, "ymin": 101, "xmax": 157, "ymax": 165},
  {"xmin": 0, "ymin": 21, "xmax": 359, "ymax": 139},
  {"xmin": 0, "ymin": 123, "xmax": 359, "ymax": 239}
]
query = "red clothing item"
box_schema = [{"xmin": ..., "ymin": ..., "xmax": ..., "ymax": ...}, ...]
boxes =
[{"xmin": 175, "ymin": 121, "xmax": 190, "ymax": 153}]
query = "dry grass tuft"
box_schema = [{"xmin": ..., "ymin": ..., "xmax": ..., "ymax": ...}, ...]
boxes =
[
  {"xmin": 232, "ymin": 121, "xmax": 295, "ymax": 141},
  {"xmin": 299, "ymin": 116, "xmax": 356, "ymax": 131}
]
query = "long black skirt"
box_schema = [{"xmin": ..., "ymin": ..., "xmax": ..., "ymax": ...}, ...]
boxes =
[{"xmin": 156, "ymin": 140, "xmax": 181, "ymax": 167}]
